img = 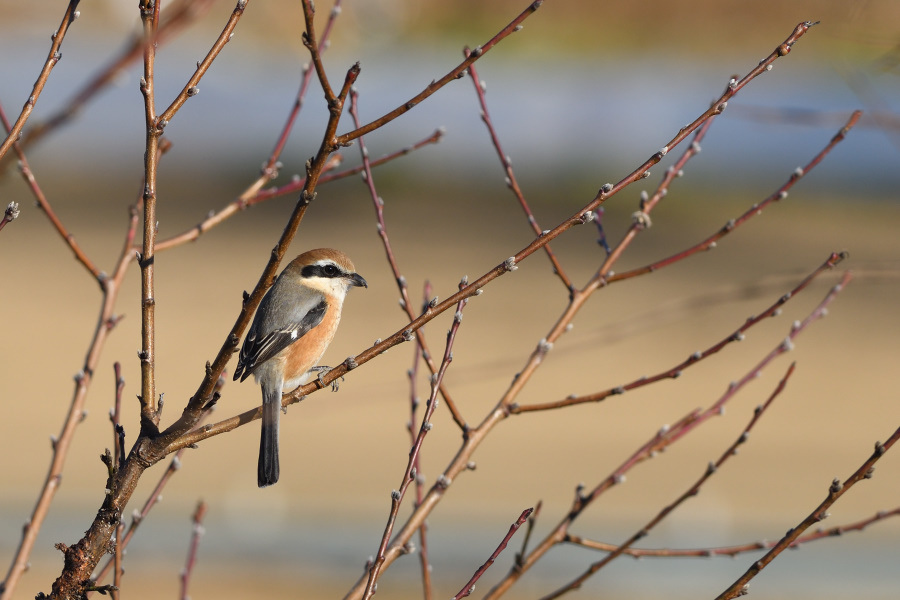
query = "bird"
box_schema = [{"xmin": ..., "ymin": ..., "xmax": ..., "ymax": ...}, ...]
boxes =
[{"xmin": 233, "ymin": 248, "xmax": 367, "ymax": 487}]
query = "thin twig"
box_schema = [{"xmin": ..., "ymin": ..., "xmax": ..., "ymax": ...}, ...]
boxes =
[
  {"xmin": 137, "ymin": 0, "xmax": 162, "ymax": 429},
  {"xmin": 0, "ymin": 101, "xmax": 102, "ymax": 281},
  {"xmin": 111, "ymin": 520, "xmax": 123, "ymax": 600},
  {"xmin": 715, "ymin": 425, "xmax": 900, "ymax": 600},
  {"xmin": 111, "ymin": 364, "xmax": 126, "ymax": 473},
  {"xmin": 451, "ymin": 507, "xmax": 534, "ymax": 600},
  {"xmin": 153, "ymin": 129, "xmax": 442, "ymax": 252},
  {"xmin": 336, "ymin": 0, "xmax": 545, "ymax": 145},
  {"xmin": 0, "ymin": 202, "xmax": 20, "ymax": 233},
  {"xmin": 263, "ymin": 0, "xmax": 344, "ymax": 176},
  {"xmin": 0, "ymin": 0, "xmax": 216, "ymax": 173},
  {"xmin": 157, "ymin": 1, "xmax": 249, "ymax": 125},
  {"xmin": 179, "ymin": 501, "xmax": 207, "ymax": 600},
  {"xmin": 0, "ymin": 0, "xmax": 81, "ymax": 162},
  {"xmin": 565, "ymin": 507, "xmax": 900, "ymax": 558},
  {"xmin": 362, "ymin": 284, "xmax": 470, "ymax": 599},
  {"xmin": 410, "ymin": 283, "xmax": 433, "ymax": 600},
  {"xmin": 610, "ymin": 110, "xmax": 863, "ymax": 284},
  {"xmin": 513, "ymin": 252, "xmax": 846, "ymax": 413},
  {"xmin": 515, "ymin": 501, "xmax": 542, "ymax": 569},
  {"xmin": 466, "ymin": 53, "xmax": 572, "ymax": 291},
  {"xmin": 108, "ymin": 363, "xmax": 125, "ymax": 600},
  {"xmin": 348, "ymin": 88, "xmax": 468, "ymax": 433},
  {"xmin": 539, "ymin": 363, "xmax": 796, "ymax": 600},
  {"xmin": 484, "ymin": 269, "xmax": 852, "ymax": 599},
  {"xmin": 300, "ymin": 0, "xmax": 338, "ymax": 104}
]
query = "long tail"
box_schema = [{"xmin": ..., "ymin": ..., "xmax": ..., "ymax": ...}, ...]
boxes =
[{"xmin": 258, "ymin": 385, "xmax": 281, "ymax": 487}]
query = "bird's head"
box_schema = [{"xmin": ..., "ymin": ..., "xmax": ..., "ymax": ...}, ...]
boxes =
[{"xmin": 286, "ymin": 248, "xmax": 367, "ymax": 298}]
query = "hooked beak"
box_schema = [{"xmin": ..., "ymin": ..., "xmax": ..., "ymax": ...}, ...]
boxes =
[{"xmin": 348, "ymin": 272, "xmax": 368, "ymax": 288}]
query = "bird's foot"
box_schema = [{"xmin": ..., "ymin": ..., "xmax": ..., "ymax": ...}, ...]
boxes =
[{"xmin": 310, "ymin": 366, "xmax": 343, "ymax": 392}]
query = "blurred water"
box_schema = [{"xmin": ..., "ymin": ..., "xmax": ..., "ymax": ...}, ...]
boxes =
[{"xmin": 2, "ymin": 26, "xmax": 898, "ymax": 202}]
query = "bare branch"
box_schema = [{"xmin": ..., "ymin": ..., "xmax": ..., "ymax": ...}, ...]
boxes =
[
  {"xmin": 451, "ymin": 507, "xmax": 534, "ymax": 600},
  {"xmin": 0, "ymin": 0, "xmax": 81, "ymax": 162},
  {"xmin": 715, "ymin": 425, "xmax": 900, "ymax": 600}
]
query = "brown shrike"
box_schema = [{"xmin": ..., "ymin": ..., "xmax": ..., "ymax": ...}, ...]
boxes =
[{"xmin": 234, "ymin": 248, "xmax": 366, "ymax": 487}]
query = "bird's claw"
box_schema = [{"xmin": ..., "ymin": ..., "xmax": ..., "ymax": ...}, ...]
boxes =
[{"xmin": 310, "ymin": 365, "xmax": 343, "ymax": 392}]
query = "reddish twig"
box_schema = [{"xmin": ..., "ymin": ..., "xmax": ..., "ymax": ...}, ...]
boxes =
[
  {"xmin": 300, "ymin": 0, "xmax": 339, "ymax": 104},
  {"xmin": 0, "ymin": 101, "xmax": 102, "ymax": 280},
  {"xmin": 336, "ymin": 0, "xmax": 544, "ymax": 145},
  {"xmin": 157, "ymin": 0, "xmax": 250, "ymax": 126},
  {"xmin": 565, "ymin": 507, "xmax": 900, "ymax": 558},
  {"xmin": 3, "ymin": 186, "xmax": 139, "ymax": 600},
  {"xmin": 110, "ymin": 364, "xmax": 126, "ymax": 472},
  {"xmin": 484, "ymin": 269, "xmax": 852, "ymax": 599},
  {"xmin": 466, "ymin": 54, "xmax": 572, "ymax": 291},
  {"xmin": 513, "ymin": 252, "xmax": 846, "ymax": 413},
  {"xmin": 179, "ymin": 501, "xmax": 207, "ymax": 600},
  {"xmin": 0, "ymin": 0, "xmax": 81, "ymax": 162},
  {"xmin": 362, "ymin": 284, "xmax": 470, "ymax": 600},
  {"xmin": 514, "ymin": 501, "xmax": 542, "ymax": 569},
  {"xmin": 410, "ymin": 283, "xmax": 433, "ymax": 600},
  {"xmin": 451, "ymin": 507, "xmax": 534, "ymax": 600},
  {"xmin": 0, "ymin": 0, "xmax": 216, "ymax": 173},
  {"xmin": 540, "ymin": 363, "xmax": 796, "ymax": 600},
  {"xmin": 263, "ymin": 0, "xmax": 343, "ymax": 177},
  {"xmin": 589, "ymin": 110, "xmax": 717, "ymax": 286},
  {"xmin": 153, "ymin": 128, "xmax": 442, "ymax": 252},
  {"xmin": 348, "ymin": 89, "xmax": 468, "ymax": 433},
  {"xmin": 715, "ymin": 426, "xmax": 900, "ymax": 600},
  {"xmin": 610, "ymin": 110, "xmax": 863, "ymax": 284}
]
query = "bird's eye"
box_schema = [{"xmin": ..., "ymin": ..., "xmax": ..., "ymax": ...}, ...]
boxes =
[{"xmin": 322, "ymin": 264, "xmax": 339, "ymax": 277}]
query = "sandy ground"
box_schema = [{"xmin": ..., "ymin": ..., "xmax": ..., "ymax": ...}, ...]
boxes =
[{"xmin": 1, "ymin": 184, "xmax": 898, "ymax": 599}]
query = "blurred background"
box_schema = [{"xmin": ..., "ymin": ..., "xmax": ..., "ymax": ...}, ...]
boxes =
[{"xmin": 1, "ymin": 1, "xmax": 898, "ymax": 598}]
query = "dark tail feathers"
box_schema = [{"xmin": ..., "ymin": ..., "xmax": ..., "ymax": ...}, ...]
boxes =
[{"xmin": 258, "ymin": 388, "xmax": 280, "ymax": 487}]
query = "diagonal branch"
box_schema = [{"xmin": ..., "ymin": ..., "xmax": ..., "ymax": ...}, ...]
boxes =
[
  {"xmin": 466, "ymin": 53, "xmax": 573, "ymax": 291},
  {"xmin": 565, "ymin": 507, "xmax": 900, "ymax": 558},
  {"xmin": 513, "ymin": 252, "xmax": 846, "ymax": 413},
  {"xmin": 362, "ymin": 283, "xmax": 470, "ymax": 599},
  {"xmin": 0, "ymin": 0, "xmax": 216, "ymax": 173},
  {"xmin": 610, "ymin": 110, "xmax": 863, "ymax": 284},
  {"xmin": 157, "ymin": 0, "xmax": 250, "ymax": 125},
  {"xmin": 349, "ymin": 89, "xmax": 468, "ymax": 433},
  {"xmin": 335, "ymin": 0, "xmax": 545, "ymax": 146},
  {"xmin": 0, "ymin": 101, "xmax": 102, "ymax": 281},
  {"xmin": 485, "ymin": 270, "xmax": 852, "ymax": 599},
  {"xmin": 715, "ymin": 424, "xmax": 900, "ymax": 600},
  {"xmin": 0, "ymin": 0, "xmax": 81, "ymax": 162},
  {"xmin": 451, "ymin": 507, "xmax": 534, "ymax": 600},
  {"xmin": 539, "ymin": 363, "xmax": 796, "ymax": 600}
]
